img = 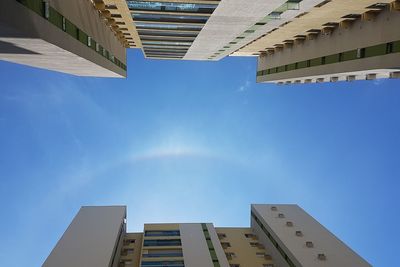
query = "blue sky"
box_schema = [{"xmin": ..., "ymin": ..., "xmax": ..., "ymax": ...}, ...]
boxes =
[{"xmin": 0, "ymin": 49, "xmax": 399, "ymax": 266}]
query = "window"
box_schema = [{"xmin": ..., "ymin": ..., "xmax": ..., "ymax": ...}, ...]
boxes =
[
  {"xmin": 338, "ymin": 52, "xmax": 343, "ymax": 62},
  {"xmin": 386, "ymin": 42, "xmax": 394, "ymax": 54},
  {"xmin": 306, "ymin": 241, "xmax": 314, "ymax": 248},
  {"xmin": 43, "ymin": 1, "xmax": 50, "ymax": 19},
  {"xmin": 143, "ymin": 239, "xmax": 182, "ymax": 247},
  {"xmin": 278, "ymin": 213, "xmax": 285, "ymax": 218},
  {"xmin": 132, "ymin": 13, "xmax": 209, "ymax": 24},
  {"xmin": 123, "ymin": 260, "xmax": 133, "ymax": 266},
  {"xmin": 124, "ymin": 239, "xmax": 135, "ymax": 245},
  {"xmin": 142, "ymin": 249, "xmax": 183, "ymax": 258},
  {"xmin": 245, "ymin": 233, "xmax": 255, "ymax": 238},
  {"xmin": 225, "ymin": 252, "xmax": 236, "ymax": 260},
  {"xmin": 264, "ymin": 254, "xmax": 272, "ymax": 260},
  {"xmin": 295, "ymin": 231, "xmax": 303, "ymax": 237},
  {"xmin": 138, "ymin": 31, "xmax": 198, "ymax": 38},
  {"xmin": 145, "ymin": 230, "xmax": 180, "ymax": 237},
  {"xmin": 357, "ymin": 48, "xmax": 366, "ymax": 58},
  {"xmin": 217, "ymin": 233, "xmax": 227, "ymax": 239},
  {"xmin": 221, "ymin": 242, "xmax": 231, "ymax": 249},
  {"xmin": 122, "ymin": 249, "xmax": 134, "ymax": 256},
  {"xmin": 256, "ymin": 252, "xmax": 266, "ymax": 258},
  {"xmin": 318, "ymin": 253, "xmax": 327, "ymax": 260},
  {"xmin": 135, "ymin": 23, "xmax": 203, "ymax": 31},
  {"xmin": 286, "ymin": 221, "xmax": 293, "ymax": 227},
  {"xmin": 140, "ymin": 260, "xmax": 184, "ymax": 267},
  {"xmin": 127, "ymin": 1, "xmax": 218, "ymax": 14}
]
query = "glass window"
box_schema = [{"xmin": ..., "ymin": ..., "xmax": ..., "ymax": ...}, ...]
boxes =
[
  {"xmin": 142, "ymin": 41, "xmax": 192, "ymax": 46},
  {"xmin": 141, "ymin": 260, "xmax": 184, "ymax": 267},
  {"xmin": 143, "ymin": 239, "xmax": 182, "ymax": 246},
  {"xmin": 132, "ymin": 13, "xmax": 209, "ymax": 24},
  {"xmin": 135, "ymin": 23, "xmax": 203, "ymax": 31},
  {"xmin": 138, "ymin": 31, "xmax": 198, "ymax": 38},
  {"xmin": 127, "ymin": 1, "xmax": 217, "ymax": 13},
  {"xmin": 142, "ymin": 249, "xmax": 183, "ymax": 258}
]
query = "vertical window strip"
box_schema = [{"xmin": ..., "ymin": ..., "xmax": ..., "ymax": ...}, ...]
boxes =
[{"xmin": 201, "ymin": 224, "xmax": 221, "ymax": 267}]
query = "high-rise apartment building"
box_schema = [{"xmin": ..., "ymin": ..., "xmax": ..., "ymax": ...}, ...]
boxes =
[
  {"xmin": 43, "ymin": 204, "xmax": 371, "ymax": 267},
  {"xmin": 1, "ymin": 0, "xmax": 399, "ymax": 82}
]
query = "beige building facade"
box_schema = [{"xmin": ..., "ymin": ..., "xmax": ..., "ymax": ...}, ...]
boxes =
[
  {"xmin": 43, "ymin": 204, "xmax": 371, "ymax": 267},
  {"xmin": 2, "ymin": 0, "xmax": 399, "ymax": 82},
  {"xmin": 1, "ymin": 0, "xmax": 127, "ymax": 77}
]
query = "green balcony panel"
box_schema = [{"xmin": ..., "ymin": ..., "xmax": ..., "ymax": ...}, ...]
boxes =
[
  {"xmin": 78, "ymin": 30, "xmax": 89, "ymax": 45},
  {"xmin": 297, "ymin": 60, "xmax": 308, "ymax": 69},
  {"xmin": 310, "ymin": 57, "xmax": 322, "ymax": 67},
  {"xmin": 394, "ymin": 41, "xmax": 400, "ymax": 53},
  {"xmin": 341, "ymin": 50, "xmax": 358, "ymax": 61},
  {"xmin": 49, "ymin": 7, "xmax": 63, "ymax": 29},
  {"xmin": 365, "ymin": 44, "xmax": 386, "ymax": 58},
  {"xmin": 287, "ymin": 63, "xmax": 296, "ymax": 71},
  {"xmin": 325, "ymin": 54, "xmax": 340, "ymax": 64}
]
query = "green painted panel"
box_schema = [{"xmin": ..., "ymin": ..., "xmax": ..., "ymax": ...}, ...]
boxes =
[
  {"xmin": 325, "ymin": 54, "xmax": 340, "ymax": 64},
  {"xmin": 341, "ymin": 50, "xmax": 358, "ymax": 61},
  {"xmin": 365, "ymin": 44, "xmax": 386, "ymax": 58},
  {"xmin": 90, "ymin": 40, "xmax": 97, "ymax": 51},
  {"xmin": 48, "ymin": 8, "xmax": 63, "ymax": 29},
  {"xmin": 394, "ymin": 41, "xmax": 400, "ymax": 53},
  {"xmin": 78, "ymin": 30, "xmax": 88, "ymax": 45},
  {"xmin": 297, "ymin": 60, "xmax": 308, "ymax": 69},
  {"xmin": 287, "ymin": 63, "xmax": 296, "ymax": 71},
  {"xmin": 310, "ymin": 57, "xmax": 322, "ymax": 67},
  {"xmin": 65, "ymin": 19, "xmax": 78, "ymax": 39},
  {"xmin": 210, "ymin": 250, "xmax": 218, "ymax": 260}
]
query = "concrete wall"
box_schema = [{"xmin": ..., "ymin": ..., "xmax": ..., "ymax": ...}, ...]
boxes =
[
  {"xmin": 0, "ymin": 0, "xmax": 126, "ymax": 77},
  {"xmin": 257, "ymin": 7, "xmax": 400, "ymax": 83},
  {"xmin": 252, "ymin": 204, "xmax": 371, "ymax": 267},
  {"xmin": 43, "ymin": 206, "xmax": 127, "ymax": 267},
  {"xmin": 49, "ymin": 0, "xmax": 125, "ymax": 62},
  {"xmin": 180, "ymin": 223, "xmax": 215, "ymax": 267},
  {"xmin": 184, "ymin": 0, "xmax": 287, "ymax": 60},
  {"xmin": 251, "ymin": 217, "xmax": 292, "ymax": 267}
]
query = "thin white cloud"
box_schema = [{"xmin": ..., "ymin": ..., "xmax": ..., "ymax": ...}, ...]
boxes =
[{"xmin": 238, "ymin": 79, "xmax": 251, "ymax": 92}]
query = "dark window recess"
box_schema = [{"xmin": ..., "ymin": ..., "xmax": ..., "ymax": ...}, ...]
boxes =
[{"xmin": 386, "ymin": 42, "xmax": 394, "ymax": 54}]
